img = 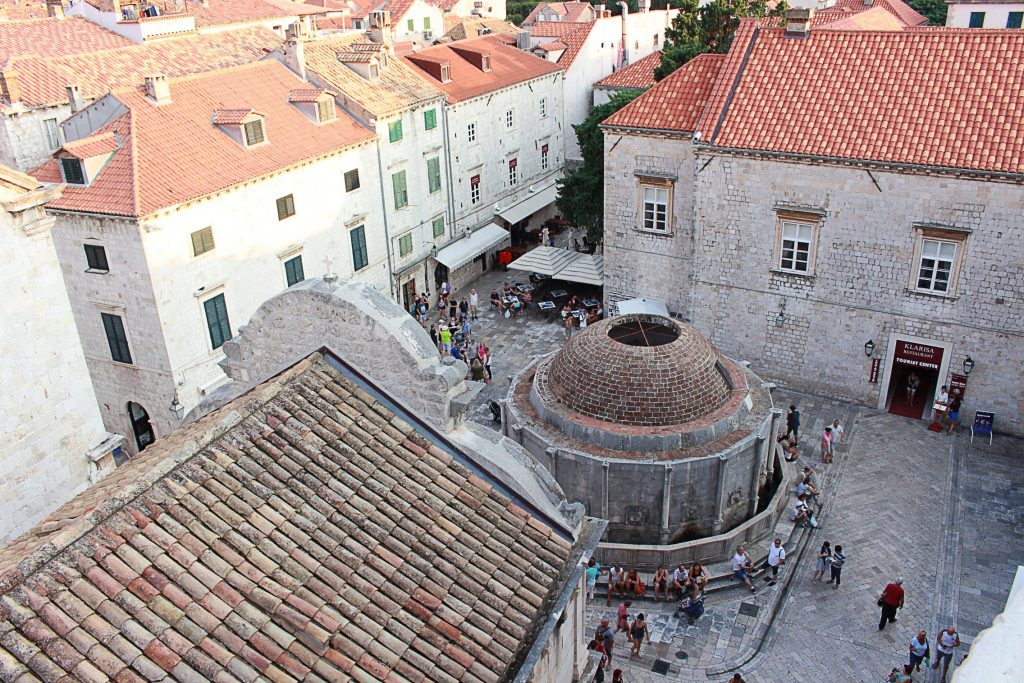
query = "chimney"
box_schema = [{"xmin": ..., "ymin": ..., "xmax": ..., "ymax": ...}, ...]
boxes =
[
  {"xmin": 617, "ymin": 0, "xmax": 628, "ymax": 16},
  {"xmin": 66, "ymin": 84, "xmax": 84, "ymax": 113},
  {"xmin": 46, "ymin": 0, "xmax": 65, "ymax": 18},
  {"xmin": 516, "ymin": 30, "xmax": 531, "ymax": 49},
  {"xmin": 284, "ymin": 32, "xmax": 306, "ymax": 79},
  {"xmin": 1, "ymin": 70, "xmax": 21, "ymax": 104},
  {"xmin": 864, "ymin": 0, "xmax": 873, "ymax": 5},
  {"xmin": 368, "ymin": 10, "xmax": 393, "ymax": 51},
  {"xmin": 785, "ymin": 8, "xmax": 814, "ymax": 37},
  {"xmin": 640, "ymin": 0, "xmax": 650, "ymax": 13},
  {"xmin": 619, "ymin": 1, "xmax": 630, "ymax": 64},
  {"xmin": 594, "ymin": 3, "xmax": 605, "ymax": 14},
  {"xmin": 144, "ymin": 74, "xmax": 171, "ymax": 105}
]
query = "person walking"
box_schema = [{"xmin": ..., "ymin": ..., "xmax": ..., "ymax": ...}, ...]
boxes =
[
  {"xmin": 585, "ymin": 559, "xmax": 601, "ymax": 601},
  {"xmin": 785, "ymin": 404, "xmax": 800, "ymax": 442},
  {"xmin": 439, "ymin": 325, "xmax": 452, "ymax": 356},
  {"xmin": 829, "ymin": 418, "xmax": 844, "ymax": 459},
  {"xmin": 478, "ymin": 342, "xmax": 492, "ymax": 382},
  {"xmin": 931, "ymin": 626, "xmax": 960, "ymax": 682},
  {"xmin": 946, "ymin": 397, "xmax": 962, "ymax": 435},
  {"xmin": 731, "ymin": 546, "xmax": 756, "ymax": 593},
  {"xmin": 468, "ymin": 289, "xmax": 479, "ymax": 320},
  {"xmin": 762, "ymin": 538, "xmax": 786, "ymax": 586},
  {"xmin": 820, "ymin": 426, "xmax": 833, "ymax": 464},
  {"xmin": 877, "ymin": 578, "xmax": 905, "ymax": 630},
  {"xmin": 615, "ymin": 600, "xmax": 631, "ymax": 634},
  {"xmin": 811, "ymin": 541, "xmax": 832, "ymax": 582},
  {"xmin": 597, "ymin": 618, "xmax": 616, "ymax": 669},
  {"xmin": 827, "ymin": 544, "xmax": 845, "ymax": 588},
  {"xmin": 908, "ymin": 631, "xmax": 930, "ymax": 673},
  {"xmin": 629, "ymin": 614, "xmax": 649, "ymax": 656}
]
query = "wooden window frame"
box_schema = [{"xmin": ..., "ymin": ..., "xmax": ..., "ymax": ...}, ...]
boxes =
[
  {"xmin": 344, "ymin": 168, "xmax": 360, "ymax": 192},
  {"xmin": 191, "ymin": 227, "xmax": 215, "ymax": 256},
  {"xmin": 427, "ymin": 157, "xmax": 442, "ymax": 193},
  {"xmin": 101, "ymin": 312, "xmax": 133, "ymax": 364},
  {"xmin": 284, "ymin": 254, "xmax": 304, "ymax": 287},
  {"xmin": 432, "ymin": 215, "xmax": 445, "ymax": 238},
  {"xmin": 424, "ymin": 108, "xmax": 437, "ymax": 130},
  {"xmin": 243, "ymin": 119, "xmax": 265, "ymax": 146},
  {"xmin": 276, "ymin": 194, "xmax": 296, "ymax": 221},
  {"xmin": 771, "ymin": 210, "xmax": 821, "ymax": 276},
  {"xmin": 636, "ymin": 176, "xmax": 673, "ymax": 234},
  {"xmin": 398, "ymin": 233, "xmax": 413, "ymax": 257},
  {"xmin": 84, "ymin": 243, "xmax": 109, "ymax": 273},
  {"xmin": 388, "ymin": 119, "xmax": 403, "ymax": 143},
  {"xmin": 910, "ymin": 225, "xmax": 968, "ymax": 297},
  {"xmin": 203, "ymin": 293, "xmax": 232, "ymax": 350},
  {"xmin": 351, "ymin": 225, "xmax": 369, "ymax": 271},
  {"xmin": 392, "ymin": 170, "xmax": 409, "ymax": 209}
]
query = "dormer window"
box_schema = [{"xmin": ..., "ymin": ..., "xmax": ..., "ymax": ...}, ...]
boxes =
[
  {"xmin": 441, "ymin": 64, "xmax": 451, "ymax": 82},
  {"xmin": 287, "ymin": 89, "xmax": 337, "ymax": 124},
  {"xmin": 481, "ymin": 54, "xmax": 491, "ymax": 71},
  {"xmin": 61, "ymin": 158, "xmax": 85, "ymax": 185},
  {"xmin": 316, "ymin": 99, "xmax": 335, "ymax": 123},
  {"xmin": 244, "ymin": 120, "xmax": 264, "ymax": 146}
]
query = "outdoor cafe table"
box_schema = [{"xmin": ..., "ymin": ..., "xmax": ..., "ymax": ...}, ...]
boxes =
[
  {"xmin": 537, "ymin": 300, "xmax": 556, "ymax": 320},
  {"xmin": 583, "ymin": 298, "xmax": 599, "ymax": 308},
  {"xmin": 550, "ymin": 289, "xmax": 568, "ymax": 300}
]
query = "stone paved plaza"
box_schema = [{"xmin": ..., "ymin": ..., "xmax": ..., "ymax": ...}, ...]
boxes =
[{"xmin": 439, "ymin": 273, "xmax": 1024, "ymax": 683}]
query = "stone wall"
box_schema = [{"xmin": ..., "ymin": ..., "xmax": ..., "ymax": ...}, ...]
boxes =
[{"xmin": 0, "ymin": 104, "xmax": 74, "ymax": 172}]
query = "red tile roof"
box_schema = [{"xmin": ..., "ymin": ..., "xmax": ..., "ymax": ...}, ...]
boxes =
[
  {"xmin": 287, "ymin": 87, "xmax": 327, "ymax": 102},
  {"xmin": 166, "ymin": 0, "xmax": 312, "ymax": 28},
  {"xmin": 523, "ymin": 1, "xmax": 593, "ymax": 25},
  {"xmin": 529, "ymin": 20, "xmax": 594, "ymax": 69},
  {"xmin": 61, "ymin": 131, "xmax": 118, "ymax": 159},
  {"xmin": 403, "ymin": 36, "xmax": 562, "ymax": 102},
  {"xmin": 314, "ymin": 14, "xmax": 353, "ymax": 29},
  {"xmin": 210, "ymin": 107, "xmax": 258, "ymax": 124},
  {"xmin": 814, "ymin": 5, "xmax": 906, "ymax": 30},
  {"xmin": 0, "ymin": 0, "xmax": 51, "ymax": 20},
  {"xmin": 8, "ymin": 26, "xmax": 282, "ymax": 107},
  {"xmin": 594, "ymin": 49, "xmax": 661, "ymax": 89},
  {"xmin": 351, "ymin": 0, "xmax": 415, "ymax": 21},
  {"xmin": 0, "ymin": 16, "xmax": 133, "ymax": 64},
  {"xmin": 603, "ymin": 53, "xmax": 724, "ymax": 131},
  {"xmin": 33, "ymin": 60, "xmax": 374, "ymax": 217},
  {"xmin": 0, "ymin": 352, "xmax": 576, "ymax": 683},
  {"xmin": 822, "ymin": 0, "xmax": 928, "ymax": 27},
  {"xmin": 700, "ymin": 26, "xmax": 1024, "ymax": 174}
]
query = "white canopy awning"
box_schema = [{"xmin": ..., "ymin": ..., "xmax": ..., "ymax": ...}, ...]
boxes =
[
  {"xmin": 507, "ymin": 246, "xmax": 581, "ymax": 276},
  {"xmin": 615, "ymin": 297, "xmax": 669, "ymax": 317},
  {"xmin": 554, "ymin": 253, "xmax": 604, "ymax": 286},
  {"xmin": 435, "ymin": 223, "xmax": 508, "ymax": 271},
  {"xmin": 497, "ymin": 183, "xmax": 558, "ymax": 225}
]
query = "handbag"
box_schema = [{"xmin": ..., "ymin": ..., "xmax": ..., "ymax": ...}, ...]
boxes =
[
  {"xmin": 877, "ymin": 598, "xmax": 885, "ymax": 607},
  {"xmin": 504, "ymin": 309, "xmax": 511, "ymax": 318}
]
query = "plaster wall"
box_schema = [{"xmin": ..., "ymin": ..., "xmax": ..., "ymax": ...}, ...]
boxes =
[
  {"xmin": 0, "ymin": 183, "xmax": 113, "ymax": 543},
  {"xmin": 946, "ymin": 2, "xmax": 1020, "ymax": 26}
]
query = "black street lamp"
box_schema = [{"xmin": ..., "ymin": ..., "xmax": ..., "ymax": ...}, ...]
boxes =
[
  {"xmin": 864, "ymin": 339, "xmax": 875, "ymax": 357},
  {"xmin": 963, "ymin": 356, "xmax": 975, "ymax": 375}
]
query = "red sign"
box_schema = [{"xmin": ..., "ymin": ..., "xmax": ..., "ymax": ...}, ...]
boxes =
[
  {"xmin": 894, "ymin": 341, "xmax": 943, "ymax": 371},
  {"xmin": 869, "ymin": 358, "xmax": 881, "ymax": 383},
  {"xmin": 508, "ymin": 158, "xmax": 517, "ymax": 169},
  {"xmin": 541, "ymin": 144, "xmax": 549, "ymax": 154},
  {"xmin": 470, "ymin": 174, "xmax": 480, "ymax": 185},
  {"xmin": 949, "ymin": 373, "xmax": 968, "ymax": 400}
]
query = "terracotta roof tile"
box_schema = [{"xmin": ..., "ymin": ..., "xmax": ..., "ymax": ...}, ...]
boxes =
[
  {"xmin": 404, "ymin": 36, "xmax": 562, "ymax": 102},
  {"xmin": 0, "ymin": 0, "xmax": 51, "ymax": 20},
  {"xmin": 0, "ymin": 16, "xmax": 132, "ymax": 64},
  {"xmin": 822, "ymin": 0, "xmax": 928, "ymax": 26},
  {"xmin": 703, "ymin": 26, "xmax": 1024, "ymax": 174},
  {"xmin": 594, "ymin": 49, "xmax": 661, "ymax": 89},
  {"xmin": 528, "ymin": 20, "xmax": 594, "ymax": 69},
  {"xmin": 603, "ymin": 53, "xmax": 724, "ymax": 131},
  {"xmin": 523, "ymin": 0, "xmax": 592, "ymax": 25},
  {"xmin": 0, "ymin": 352, "xmax": 576, "ymax": 681},
  {"xmin": 60, "ymin": 131, "xmax": 118, "ymax": 159},
  {"xmin": 32, "ymin": 60, "xmax": 374, "ymax": 217}
]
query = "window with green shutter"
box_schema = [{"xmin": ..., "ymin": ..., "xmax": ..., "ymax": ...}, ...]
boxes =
[
  {"xmin": 392, "ymin": 170, "xmax": 408, "ymax": 209},
  {"xmin": 427, "ymin": 157, "xmax": 441, "ymax": 193},
  {"xmin": 969, "ymin": 11, "xmax": 985, "ymax": 26},
  {"xmin": 85, "ymin": 244, "xmax": 109, "ymax": 272},
  {"xmin": 344, "ymin": 169, "xmax": 360, "ymax": 192},
  {"xmin": 284, "ymin": 255, "xmax": 304, "ymax": 287},
  {"xmin": 399, "ymin": 233, "xmax": 413, "ymax": 257},
  {"xmin": 351, "ymin": 226, "xmax": 368, "ymax": 271},
  {"xmin": 423, "ymin": 16, "xmax": 431, "ymax": 30},
  {"xmin": 388, "ymin": 119, "xmax": 403, "ymax": 143},
  {"xmin": 203, "ymin": 293, "xmax": 231, "ymax": 350},
  {"xmin": 432, "ymin": 216, "xmax": 445, "ymax": 238},
  {"xmin": 407, "ymin": 18, "xmax": 414, "ymax": 31},
  {"xmin": 424, "ymin": 109, "xmax": 437, "ymax": 130},
  {"xmin": 101, "ymin": 313, "xmax": 132, "ymax": 364},
  {"xmin": 1008, "ymin": 11, "xmax": 1023, "ymax": 27}
]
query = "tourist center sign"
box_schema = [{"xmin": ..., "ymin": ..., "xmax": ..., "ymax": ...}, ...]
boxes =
[{"xmin": 894, "ymin": 341, "xmax": 943, "ymax": 371}]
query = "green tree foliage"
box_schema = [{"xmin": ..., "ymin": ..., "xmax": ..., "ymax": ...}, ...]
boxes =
[
  {"xmin": 556, "ymin": 90, "xmax": 644, "ymax": 243},
  {"xmin": 655, "ymin": 0, "xmax": 788, "ymax": 80},
  {"xmin": 905, "ymin": 0, "xmax": 947, "ymax": 25}
]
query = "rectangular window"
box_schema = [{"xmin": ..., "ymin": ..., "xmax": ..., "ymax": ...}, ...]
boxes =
[
  {"xmin": 284, "ymin": 255, "xmax": 304, "ymax": 287},
  {"xmin": 392, "ymin": 170, "xmax": 408, "ymax": 209},
  {"xmin": 351, "ymin": 225, "xmax": 368, "ymax": 271},
  {"xmin": 969, "ymin": 11, "xmax": 985, "ymax": 27},
  {"xmin": 407, "ymin": 18, "xmax": 414, "ymax": 31},
  {"xmin": 779, "ymin": 221, "xmax": 814, "ymax": 273},
  {"xmin": 244, "ymin": 120, "xmax": 264, "ymax": 146},
  {"xmin": 388, "ymin": 119, "xmax": 403, "ymax": 143},
  {"xmin": 276, "ymin": 194, "xmax": 295, "ymax": 220},
  {"xmin": 467, "ymin": 122, "xmax": 476, "ymax": 143},
  {"xmin": 101, "ymin": 312, "xmax": 132, "ymax": 364},
  {"xmin": 539, "ymin": 98, "xmax": 547, "ymax": 118},
  {"xmin": 427, "ymin": 157, "xmax": 441, "ymax": 193},
  {"xmin": 1008, "ymin": 11, "xmax": 1023, "ymax": 27},
  {"xmin": 916, "ymin": 239, "xmax": 958, "ymax": 293},
  {"xmin": 508, "ymin": 158, "xmax": 518, "ymax": 186},
  {"xmin": 344, "ymin": 168, "xmax": 360, "ymax": 192},
  {"xmin": 316, "ymin": 99, "xmax": 334, "ymax": 122},
  {"xmin": 61, "ymin": 158, "xmax": 84, "ymax": 185},
  {"xmin": 424, "ymin": 109, "xmax": 437, "ymax": 130},
  {"xmin": 203, "ymin": 294, "xmax": 231, "ymax": 350},
  {"xmin": 432, "ymin": 215, "xmax": 445, "ymax": 238},
  {"xmin": 642, "ymin": 186, "xmax": 669, "ymax": 232},
  {"xmin": 423, "ymin": 16, "xmax": 431, "ymax": 30},
  {"xmin": 190, "ymin": 227, "xmax": 215, "ymax": 256},
  {"xmin": 399, "ymin": 233, "xmax": 413, "ymax": 257},
  {"xmin": 541, "ymin": 143, "xmax": 549, "ymax": 171},
  {"xmin": 84, "ymin": 244, "xmax": 109, "ymax": 272},
  {"xmin": 470, "ymin": 174, "xmax": 480, "ymax": 205},
  {"xmin": 43, "ymin": 118, "xmax": 60, "ymax": 150},
  {"xmin": 505, "ymin": 109, "xmax": 514, "ymax": 129}
]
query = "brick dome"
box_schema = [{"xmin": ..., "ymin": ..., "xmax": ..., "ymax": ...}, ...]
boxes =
[{"xmin": 546, "ymin": 315, "xmax": 732, "ymax": 426}]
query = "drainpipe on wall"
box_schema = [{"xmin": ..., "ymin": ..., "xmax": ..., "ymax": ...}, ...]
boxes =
[
  {"xmin": 440, "ymin": 102, "xmax": 458, "ymax": 241},
  {"xmin": 373, "ymin": 136, "xmax": 396, "ymax": 300}
]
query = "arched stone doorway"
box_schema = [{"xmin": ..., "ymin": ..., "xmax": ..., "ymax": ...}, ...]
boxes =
[{"xmin": 127, "ymin": 401, "xmax": 155, "ymax": 452}]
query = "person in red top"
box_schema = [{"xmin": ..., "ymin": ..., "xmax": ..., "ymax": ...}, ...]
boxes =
[{"xmin": 878, "ymin": 578, "xmax": 905, "ymax": 630}]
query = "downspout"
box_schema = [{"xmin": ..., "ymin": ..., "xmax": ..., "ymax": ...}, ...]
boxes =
[
  {"xmin": 440, "ymin": 100, "xmax": 457, "ymax": 240},
  {"xmin": 373, "ymin": 135, "xmax": 396, "ymax": 300}
]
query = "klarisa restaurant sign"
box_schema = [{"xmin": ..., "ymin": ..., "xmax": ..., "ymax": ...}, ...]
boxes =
[{"xmin": 894, "ymin": 341, "xmax": 943, "ymax": 371}]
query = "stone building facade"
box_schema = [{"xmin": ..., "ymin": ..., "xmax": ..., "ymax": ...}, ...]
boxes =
[
  {"xmin": 601, "ymin": 19, "xmax": 1024, "ymax": 433},
  {"xmin": 0, "ymin": 164, "xmax": 120, "ymax": 543}
]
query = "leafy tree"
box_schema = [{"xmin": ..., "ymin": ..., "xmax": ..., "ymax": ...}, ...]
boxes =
[
  {"xmin": 655, "ymin": 0, "xmax": 788, "ymax": 80},
  {"xmin": 556, "ymin": 90, "xmax": 644, "ymax": 243},
  {"xmin": 905, "ymin": 0, "xmax": 947, "ymax": 25}
]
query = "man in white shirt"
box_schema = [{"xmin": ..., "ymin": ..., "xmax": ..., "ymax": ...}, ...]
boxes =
[
  {"xmin": 732, "ymin": 546, "xmax": 756, "ymax": 593},
  {"xmin": 762, "ymin": 538, "xmax": 786, "ymax": 586},
  {"xmin": 468, "ymin": 289, "xmax": 479, "ymax": 320}
]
